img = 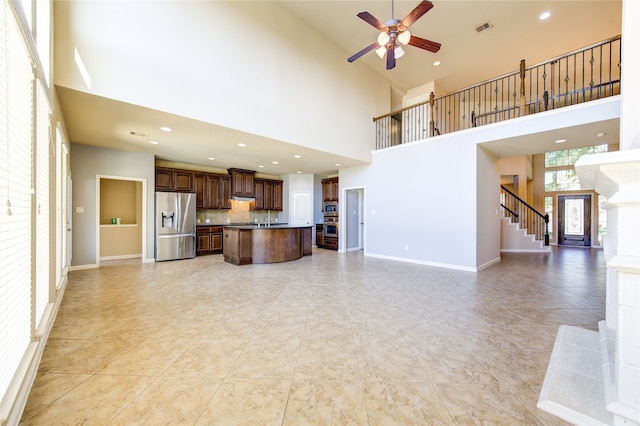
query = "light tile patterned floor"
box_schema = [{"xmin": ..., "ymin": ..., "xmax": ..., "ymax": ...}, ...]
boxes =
[{"xmin": 21, "ymin": 247, "xmax": 605, "ymax": 425}]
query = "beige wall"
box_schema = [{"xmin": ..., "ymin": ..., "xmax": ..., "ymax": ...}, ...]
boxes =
[{"xmin": 99, "ymin": 178, "xmax": 143, "ymax": 258}]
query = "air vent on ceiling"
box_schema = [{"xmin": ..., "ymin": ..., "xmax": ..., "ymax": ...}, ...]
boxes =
[
  {"xmin": 130, "ymin": 131, "xmax": 149, "ymax": 138},
  {"xmin": 475, "ymin": 22, "xmax": 493, "ymax": 33}
]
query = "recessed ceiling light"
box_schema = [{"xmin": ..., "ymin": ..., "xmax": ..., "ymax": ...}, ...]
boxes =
[
  {"xmin": 258, "ymin": 165, "xmax": 264, "ymax": 168},
  {"xmin": 297, "ymin": 171, "xmax": 302, "ymax": 174},
  {"xmin": 539, "ymin": 11, "xmax": 550, "ymax": 20},
  {"xmin": 272, "ymin": 161, "xmax": 279, "ymax": 164},
  {"xmin": 555, "ymin": 139, "xmax": 567, "ymax": 144},
  {"xmin": 149, "ymin": 140, "xmax": 160, "ymax": 145},
  {"xmin": 160, "ymin": 126, "xmax": 172, "ymax": 132},
  {"xmin": 334, "ymin": 163, "xmax": 341, "ymax": 167},
  {"xmin": 237, "ymin": 143, "xmax": 246, "ymax": 147},
  {"xmin": 207, "ymin": 157, "xmax": 215, "ymax": 161},
  {"xmin": 597, "ymin": 132, "xmax": 606, "ymax": 137},
  {"xmin": 294, "ymin": 155, "xmax": 301, "ymax": 158},
  {"xmin": 433, "ymin": 61, "xmax": 441, "ymax": 66}
]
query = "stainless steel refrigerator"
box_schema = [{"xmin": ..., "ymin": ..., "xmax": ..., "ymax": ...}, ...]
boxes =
[{"xmin": 155, "ymin": 192, "xmax": 196, "ymax": 261}]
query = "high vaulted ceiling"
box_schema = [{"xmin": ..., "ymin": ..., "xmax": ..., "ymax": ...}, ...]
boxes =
[{"xmin": 54, "ymin": 1, "xmax": 622, "ymax": 176}]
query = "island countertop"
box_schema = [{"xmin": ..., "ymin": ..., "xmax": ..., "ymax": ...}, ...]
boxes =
[
  {"xmin": 222, "ymin": 225, "xmax": 312, "ymax": 265},
  {"xmin": 223, "ymin": 223, "xmax": 303, "ymax": 230}
]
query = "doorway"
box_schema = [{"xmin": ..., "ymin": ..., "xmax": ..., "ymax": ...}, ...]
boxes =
[
  {"xmin": 345, "ymin": 188, "xmax": 364, "ymax": 251},
  {"xmin": 558, "ymin": 194, "xmax": 591, "ymax": 246}
]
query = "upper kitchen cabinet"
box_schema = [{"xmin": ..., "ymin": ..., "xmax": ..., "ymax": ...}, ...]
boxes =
[
  {"xmin": 219, "ymin": 176, "xmax": 232, "ymax": 209},
  {"xmin": 155, "ymin": 167, "xmax": 193, "ymax": 192},
  {"xmin": 321, "ymin": 177, "xmax": 339, "ymax": 201},
  {"xmin": 194, "ymin": 173, "xmax": 232, "ymax": 209},
  {"xmin": 229, "ymin": 168, "xmax": 255, "ymax": 198},
  {"xmin": 252, "ymin": 179, "xmax": 283, "ymax": 211}
]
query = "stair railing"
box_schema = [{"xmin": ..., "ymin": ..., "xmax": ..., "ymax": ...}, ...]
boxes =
[
  {"xmin": 500, "ymin": 185, "xmax": 549, "ymax": 245},
  {"xmin": 373, "ymin": 35, "xmax": 621, "ymax": 150}
]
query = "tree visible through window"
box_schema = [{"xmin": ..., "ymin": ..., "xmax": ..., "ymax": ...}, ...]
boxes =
[{"xmin": 544, "ymin": 145, "xmax": 608, "ymax": 191}]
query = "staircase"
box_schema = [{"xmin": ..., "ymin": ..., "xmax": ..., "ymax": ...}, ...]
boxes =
[{"xmin": 500, "ymin": 185, "xmax": 551, "ymax": 253}]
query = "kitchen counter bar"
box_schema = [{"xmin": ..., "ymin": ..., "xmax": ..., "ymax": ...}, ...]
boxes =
[{"xmin": 222, "ymin": 225, "xmax": 312, "ymax": 265}]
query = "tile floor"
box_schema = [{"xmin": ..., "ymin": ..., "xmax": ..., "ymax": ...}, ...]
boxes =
[{"xmin": 20, "ymin": 246, "xmax": 605, "ymax": 425}]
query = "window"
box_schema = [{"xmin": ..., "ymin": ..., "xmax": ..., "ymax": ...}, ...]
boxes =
[
  {"xmin": 1, "ymin": 0, "xmax": 55, "ymax": 418},
  {"xmin": 544, "ymin": 169, "xmax": 581, "ymax": 192},
  {"xmin": 1, "ymin": 0, "xmax": 35, "ymax": 407},
  {"xmin": 544, "ymin": 145, "xmax": 609, "ymax": 192},
  {"xmin": 544, "ymin": 196, "xmax": 553, "ymax": 241},
  {"xmin": 598, "ymin": 195, "xmax": 607, "ymax": 246},
  {"xmin": 544, "ymin": 144, "xmax": 608, "ymax": 167}
]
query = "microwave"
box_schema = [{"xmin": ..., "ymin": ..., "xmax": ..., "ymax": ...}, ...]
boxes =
[{"xmin": 324, "ymin": 202, "xmax": 338, "ymax": 215}]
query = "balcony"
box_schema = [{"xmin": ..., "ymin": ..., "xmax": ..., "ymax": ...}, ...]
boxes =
[{"xmin": 374, "ymin": 36, "xmax": 621, "ymax": 150}]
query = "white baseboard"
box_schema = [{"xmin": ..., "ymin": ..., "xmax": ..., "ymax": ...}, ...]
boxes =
[
  {"xmin": 364, "ymin": 252, "xmax": 481, "ymax": 272},
  {"xmin": 70, "ymin": 263, "xmax": 98, "ymax": 271},
  {"xmin": 99, "ymin": 254, "xmax": 142, "ymax": 261}
]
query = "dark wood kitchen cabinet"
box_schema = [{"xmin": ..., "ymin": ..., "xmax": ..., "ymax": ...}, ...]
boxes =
[
  {"xmin": 194, "ymin": 173, "xmax": 232, "ymax": 209},
  {"xmin": 323, "ymin": 236, "xmax": 338, "ymax": 250},
  {"xmin": 219, "ymin": 176, "xmax": 232, "ymax": 209},
  {"xmin": 273, "ymin": 180, "xmax": 283, "ymax": 210},
  {"xmin": 252, "ymin": 179, "xmax": 283, "ymax": 211},
  {"xmin": 155, "ymin": 167, "xmax": 193, "ymax": 192},
  {"xmin": 302, "ymin": 226, "xmax": 313, "ymax": 256},
  {"xmin": 322, "ymin": 177, "xmax": 339, "ymax": 201},
  {"xmin": 196, "ymin": 226, "xmax": 223, "ymax": 255},
  {"xmin": 229, "ymin": 168, "xmax": 255, "ymax": 198},
  {"xmin": 223, "ymin": 227, "xmax": 253, "ymax": 265},
  {"xmin": 316, "ymin": 224, "xmax": 324, "ymax": 248}
]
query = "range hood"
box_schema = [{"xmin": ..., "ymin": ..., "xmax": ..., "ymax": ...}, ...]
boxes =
[{"xmin": 232, "ymin": 196, "xmax": 255, "ymax": 202}]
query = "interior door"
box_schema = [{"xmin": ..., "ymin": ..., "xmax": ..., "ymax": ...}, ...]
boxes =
[
  {"xmin": 558, "ymin": 194, "xmax": 591, "ymax": 246},
  {"xmin": 291, "ymin": 191, "xmax": 311, "ymax": 226}
]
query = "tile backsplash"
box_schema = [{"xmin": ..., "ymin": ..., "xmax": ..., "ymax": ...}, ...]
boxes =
[{"xmin": 196, "ymin": 200, "xmax": 282, "ymax": 225}]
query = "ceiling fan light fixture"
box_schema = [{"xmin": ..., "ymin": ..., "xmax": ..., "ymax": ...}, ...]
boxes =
[
  {"xmin": 375, "ymin": 46, "xmax": 387, "ymax": 59},
  {"xmin": 397, "ymin": 29, "xmax": 411, "ymax": 45},
  {"xmin": 394, "ymin": 45, "xmax": 405, "ymax": 59},
  {"xmin": 377, "ymin": 31, "xmax": 390, "ymax": 46}
]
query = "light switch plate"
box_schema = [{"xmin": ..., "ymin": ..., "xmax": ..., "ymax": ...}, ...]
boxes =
[{"xmin": 75, "ymin": 206, "xmax": 84, "ymax": 213}]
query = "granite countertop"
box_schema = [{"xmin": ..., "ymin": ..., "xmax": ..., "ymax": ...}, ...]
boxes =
[
  {"xmin": 223, "ymin": 223, "xmax": 311, "ymax": 230},
  {"xmin": 197, "ymin": 222, "xmax": 256, "ymax": 227}
]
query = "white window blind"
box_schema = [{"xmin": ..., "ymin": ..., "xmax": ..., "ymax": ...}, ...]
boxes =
[
  {"xmin": 55, "ymin": 126, "xmax": 69, "ymax": 290},
  {"xmin": 55, "ymin": 128, "xmax": 62, "ymax": 287},
  {"xmin": 0, "ymin": 0, "xmax": 35, "ymax": 404},
  {"xmin": 35, "ymin": 78, "xmax": 50, "ymax": 330}
]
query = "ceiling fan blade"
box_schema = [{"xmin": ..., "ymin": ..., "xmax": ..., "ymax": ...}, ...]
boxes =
[
  {"xmin": 347, "ymin": 42, "xmax": 379, "ymax": 63},
  {"xmin": 386, "ymin": 45, "xmax": 396, "ymax": 70},
  {"xmin": 408, "ymin": 35, "xmax": 441, "ymax": 53},
  {"xmin": 400, "ymin": 1, "xmax": 434, "ymax": 29},
  {"xmin": 357, "ymin": 11, "xmax": 387, "ymax": 31}
]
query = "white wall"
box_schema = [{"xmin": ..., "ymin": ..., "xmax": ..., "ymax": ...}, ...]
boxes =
[
  {"xmin": 54, "ymin": 1, "xmax": 390, "ymax": 163},
  {"xmin": 70, "ymin": 144, "xmax": 155, "ymax": 267},
  {"xmin": 281, "ymin": 173, "xmax": 314, "ymax": 225},
  {"xmin": 476, "ymin": 146, "xmax": 501, "ymax": 268},
  {"xmin": 340, "ymin": 137, "xmax": 481, "ymax": 271}
]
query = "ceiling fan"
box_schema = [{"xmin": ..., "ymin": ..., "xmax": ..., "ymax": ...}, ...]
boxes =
[{"xmin": 347, "ymin": 0, "xmax": 441, "ymax": 70}]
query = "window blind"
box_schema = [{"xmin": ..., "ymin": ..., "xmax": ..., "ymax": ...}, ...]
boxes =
[
  {"xmin": 55, "ymin": 128, "xmax": 62, "ymax": 287},
  {"xmin": 35, "ymin": 78, "xmax": 50, "ymax": 330},
  {"xmin": 0, "ymin": 0, "xmax": 34, "ymax": 405}
]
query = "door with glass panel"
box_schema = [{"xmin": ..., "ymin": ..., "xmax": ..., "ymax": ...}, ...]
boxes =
[{"xmin": 558, "ymin": 194, "xmax": 591, "ymax": 246}]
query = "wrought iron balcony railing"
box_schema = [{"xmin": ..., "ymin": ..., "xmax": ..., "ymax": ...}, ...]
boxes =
[{"xmin": 373, "ymin": 35, "xmax": 621, "ymax": 150}]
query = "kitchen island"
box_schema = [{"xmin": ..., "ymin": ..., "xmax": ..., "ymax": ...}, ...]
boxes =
[{"xmin": 222, "ymin": 225, "xmax": 312, "ymax": 265}]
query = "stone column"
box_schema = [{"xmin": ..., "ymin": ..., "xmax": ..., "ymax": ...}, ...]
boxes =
[{"xmin": 575, "ymin": 151, "xmax": 640, "ymax": 426}]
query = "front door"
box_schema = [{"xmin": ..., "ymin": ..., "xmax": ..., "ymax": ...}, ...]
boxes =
[{"xmin": 558, "ymin": 194, "xmax": 591, "ymax": 246}]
